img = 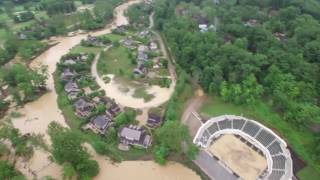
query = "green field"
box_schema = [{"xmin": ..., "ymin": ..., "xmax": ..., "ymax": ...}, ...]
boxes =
[
  {"xmin": 102, "ymin": 34, "xmax": 123, "ymax": 42},
  {"xmin": 297, "ymin": 166, "xmax": 320, "ymax": 180},
  {"xmin": 97, "ymin": 46, "xmax": 135, "ymax": 77},
  {"xmin": 200, "ymin": 96, "xmax": 320, "ymax": 178},
  {"xmin": 0, "ymin": 29, "xmax": 9, "ymax": 44},
  {"xmin": 132, "ymin": 87, "xmax": 154, "ymax": 102}
]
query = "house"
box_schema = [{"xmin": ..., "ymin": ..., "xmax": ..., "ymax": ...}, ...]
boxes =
[
  {"xmin": 144, "ymin": 0, "xmax": 153, "ymax": 5},
  {"xmin": 153, "ymin": 63, "xmax": 160, "ymax": 69},
  {"xmin": 244, "ymin": 19, "xmax": 257, "ymax": 27},
  {"xmin": 106, "ymin": 103, "xmax": 121, "ymax": 117},
  {"xmin": 74, "ymin": 98, "xmax": 94, "ymax": 117},
  {"xmin": 99, "ymin": 96, "xmax": 110, "ymax": 105},
  {"xmin": 138, "ymin": 45, "xmax": 149, "ymax": 53},
  {"xmin": 114, "ymin": 25, "xmax": 126, "ymax": 34},
  {"xmin": 80, "ymin": 53, "xmax": 88, "ymax": 61},
  {"xmin": 149, "ymin": 42, "xmax": 158, "ymax": 51},
  {"xmin": 118, "ymin": 125, "xmax": 152, "ymax": 149},
  {"xmin": 67, "ymin": 91, "xmax": 80, "ymax": 101},
  {"xmin": 61, "ymin": 68, "xmax": 76, "ymax": 82},
  {"xmin": 63, "ymin": 59, "xmax": 76, "ymax": 65},
  {"xmin": 199, "ymin": 24, "xmax": 216, "ymax": 33},
  {"xmin": 139, "ymin": 30, "xmax": 149, "ymax": 37},
  {"xmin": 64, "ymin": 82, "xmax": 80, "ymax": 93},
  {"xmin": 17, "ymin": 32, "xmax": 28, "ymax": 40},
  {"xmin": 89, "ymin": 114, "xmax": 113, "ymax": 134},
  {"xmin": 82, "ymin": 35, "xmax": 105, "ymax": 47},
  {"xmin": 274, "ymin": 32, "xmax": 286, "ymax": 41},
  {"xmin": 147, "ymin": 114, "xmax": 162, "ymax": 128},
  {"xmin": 133, "ymin": 64, "xmax": 146, "ymax": 75},
  {"xmin": 137, "ymin": 51, "xmax": 148, "ymax": 62},
  {"xmin": 120, "ymin": 36, "xmax": 136, "ymax": 49}
]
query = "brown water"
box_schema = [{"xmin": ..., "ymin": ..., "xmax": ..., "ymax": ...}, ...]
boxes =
[
  {"xmin": 12, "ymin": 0, "xmax": 144, "ymax": 144},
  {"xmin": 8, "ymin": 1, "xmax": 200, "ymax": 179},
  {"xmin": 84, "ymin": 144, "xmax": 200, "ymax": 180}
]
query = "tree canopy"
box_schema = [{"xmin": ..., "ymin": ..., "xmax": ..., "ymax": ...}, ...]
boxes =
[{"xmin": 48, "ymin": 122, "xmax": 99, "ymax": 179}]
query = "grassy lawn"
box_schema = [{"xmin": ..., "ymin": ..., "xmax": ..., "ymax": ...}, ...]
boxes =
[
  {"xmin": 132, "ymin": 87, "xmax": 154, "ymax": 102},
  {"xmin": 158, "ymin": 68, "xmax": 170, "ymax": 76},
  {"xmin": 64, "ymin": 13, "xmax": 80, "ymax": 27},
  {"xmin": 101, "ymin": 34, "xmax": 124, "ymax": 42},
  {"xmin": 0, "ymin": 29, "xmax": 9, "ymax": 44},
  {"xmin": 97, "ymin": 46, "xmax": 135, "ymax": 77},
  {"xmin": 75, "ymin": 0, "xmax": 84, "ymax": 7},
  {"xmin": 200, "ymin": 95, "xmax": 320, "ymax": 175},
  {"xmin": 10, "ymin": 19, "xmax": 35, "ymax": 31},
  {"xmin": 70, "ymin": 45, "xmax": 101, "ymax": 54},
  {"xmin": 297, "ymin": 166, "xmax": 320, "ymax": 180}
]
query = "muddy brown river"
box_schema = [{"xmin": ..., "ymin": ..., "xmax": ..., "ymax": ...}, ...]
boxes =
[{"xmin": 9, "ymin": 0, "xmax": 200, "ymax": 179}]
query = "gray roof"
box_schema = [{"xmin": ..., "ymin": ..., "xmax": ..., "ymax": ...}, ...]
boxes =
[
  {"xmin": 137, "ymin": 52, "xmax": 148, "ymax": 61},
  {"xmin": 120, "ymin": 127, "xmax": 142, "ymax": 141},
  {"xmin": 74, "ymin": 98, "xmax": 91, "ymax": 109},
  {"xmin": 91, "ymin": 115, "xmax": 112, "ymax": 129},
  {"xmin": 64, "ymin": 82, "xmax": 79, "ymax": 93},
  {"xmin": 147, "ymin": 114, "xmax": 162, "ymax": 125}
]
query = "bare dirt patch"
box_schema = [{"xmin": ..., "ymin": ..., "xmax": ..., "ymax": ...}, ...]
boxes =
[{"xmin": 209, "ymin": 134, "xmax": 267, "ymax": 180}]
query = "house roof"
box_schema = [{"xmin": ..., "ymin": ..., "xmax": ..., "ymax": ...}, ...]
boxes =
[
  {"xmin": 137, "ymin": 52, "xmax": 148, "ymax": 61},
  {"xmin": 74, "ymin": 98, "xmax": 91, "ymax": 109},
  {"xmin": 120, "ymin": 127, "xmax": 142, "ymax": 141},
  {"xmin": 138, "ymin": 45, "xmax": 149, "ymax": 52},
  {"xmin": 64, "ymin": 82, "xmax": 79, "ymax": 92},
  {"xmin": 91, "ymin": 115, "xmax": 112, "ymax": 129},
  {"xmin": 148, "ymin": 114, "xmax": 162, "ymax": 124}
]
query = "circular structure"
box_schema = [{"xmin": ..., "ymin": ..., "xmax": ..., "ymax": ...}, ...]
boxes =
[{"xmin": 193, "ymin": 115, "xmax": 293, "ymax": 180}]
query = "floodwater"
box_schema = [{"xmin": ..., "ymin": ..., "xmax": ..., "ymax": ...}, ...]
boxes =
[
  {"xmin": 84, "ymin": 144, "xmax": 201, "ymax": 180},
  {"xmin": 15, "ymin": 149, "xmax": 62, "ymax": 179},
  {"xmin": 12, "ymin": 0, "xmax": 144, "ymax": 143},
  {"xmin": 8, "ymin": 0, "xmax": 199, "ymax": 179}
]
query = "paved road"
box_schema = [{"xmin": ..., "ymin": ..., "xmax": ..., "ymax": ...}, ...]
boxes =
[
  {"xmin": 194, "ymin": 150, "xmax": 238, "ymax": 180},
  {"xmin": 181, "ymin": 89, "xmax": 206, "ymax": 138}
]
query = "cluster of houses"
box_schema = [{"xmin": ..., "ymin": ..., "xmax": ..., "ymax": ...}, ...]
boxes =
[
  {"xmin": 86, "ymin": 97, "xmax": 122, "ymax": 135},
  {"xmin": 119, "ymin": 31, "xmax": 160, "ymax": 76},
  {"xmin": 59, "ymin": 51, "xmax": 161, "ymax": 150},
  {"xmin": 60, "ymin": 53, "xmax": 119, "ymax": 134}
]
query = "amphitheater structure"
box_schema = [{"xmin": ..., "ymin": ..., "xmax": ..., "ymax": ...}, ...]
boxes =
[{"xmin": 193, "ymin": 115, "xmax": 293, "ymax": 180}]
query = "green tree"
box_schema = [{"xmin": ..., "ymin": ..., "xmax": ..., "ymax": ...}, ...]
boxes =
[
  {"xmin": 153, "ymin": 146, "xmax": 169, "ymax": 165},
  {"xmin": 62, "ymin": 163, "xmax": 76, "ymax": 180},
  {"xmin": 48, "ymin": 122, "xmax": 99, "ymax": 178},
  {"xmin": 155, "ymin": 121, "xmax": 189, "ymax": 154},
  {"xmin": 0, "ymin": 160, "xmax": 25, "ymax": 180}
]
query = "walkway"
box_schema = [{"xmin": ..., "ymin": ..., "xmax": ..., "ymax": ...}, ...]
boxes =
[{"xmin": 194, "ymin": 150, "xmax": 237, "ymax": 180}]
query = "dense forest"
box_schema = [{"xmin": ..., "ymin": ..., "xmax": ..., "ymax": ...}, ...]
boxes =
[{"xmin": 154, "ymin": 0, "xmax": 320, "ymax": 173}]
